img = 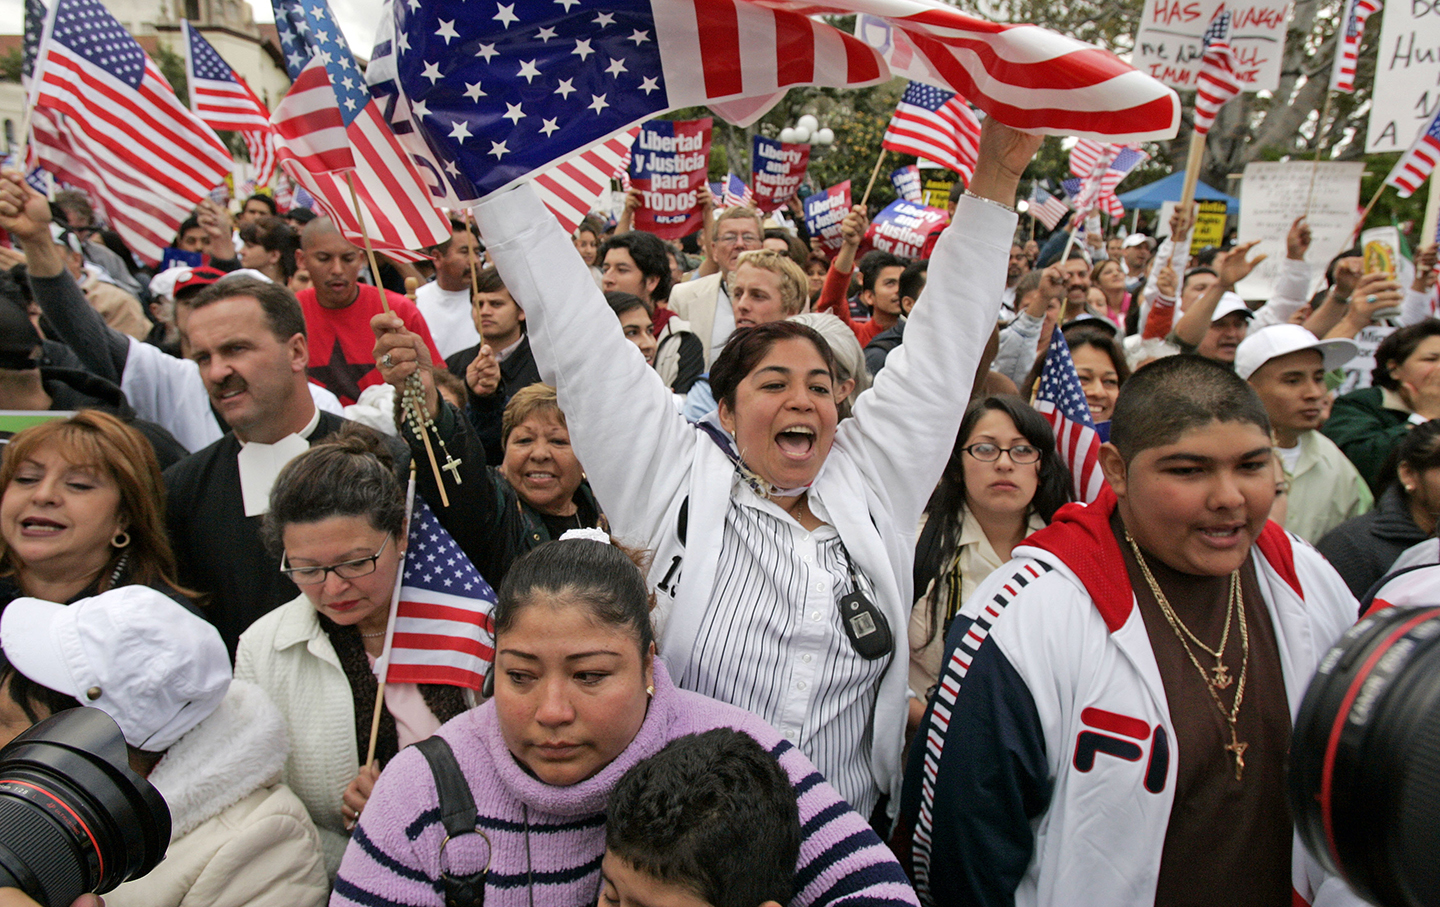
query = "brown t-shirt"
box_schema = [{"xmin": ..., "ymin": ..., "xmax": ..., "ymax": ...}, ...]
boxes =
[{"xmin": 1114, "ymin": 515, "xmax": 1293, "ymax": 907}]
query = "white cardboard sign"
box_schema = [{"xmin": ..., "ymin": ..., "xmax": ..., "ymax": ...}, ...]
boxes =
[
  {"xmin": 1365, "ymin": 0, "xmax": 1440, "ymax": 152},
  {"xmin": 1134, "ymin": 0, "xmax": 1290, "ymax": 92},
  {"xmin": 1234, "ymin": 161, "xmax": 1364, "ymax": 301}
]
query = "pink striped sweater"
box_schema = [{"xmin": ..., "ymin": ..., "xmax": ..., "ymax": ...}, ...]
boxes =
[{"xmin": 332, "ymin": 663, "xmax": 918, "ymax": 906}]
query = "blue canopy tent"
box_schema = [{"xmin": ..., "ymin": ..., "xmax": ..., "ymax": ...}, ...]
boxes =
[{"xmin": 1116, "ymin": 171, "xmax": 1239, "ymax": 215}]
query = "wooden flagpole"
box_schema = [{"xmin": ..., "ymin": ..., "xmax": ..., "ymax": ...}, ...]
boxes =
[
  {"xmin": 1349, "ymin": 181, "xmax": 1387, "ymax": 244},
  {"xmin": 1304, "ymin": 91, "xmax": 1335, "ymax": 218},
  {"xmin": 364, "ymin": 465, "xmax": 417, "ymax": 770},
  {"xmin": 347, "ymin": 171, "xmax": 449, "ymax": 506},
  {"xmin": 1178, "ymin": 131, "xmax": 1207, "ymax": 213},
  {"xmin": 860, "ymin": 150, "xmax": 888, "ymax": 208}
]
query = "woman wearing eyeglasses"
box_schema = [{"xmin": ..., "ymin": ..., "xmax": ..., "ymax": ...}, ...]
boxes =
[
  {"xmin": 907, "ymin": 396, "xmax": 1073, "ymax": 736},
  {"xmin": 234, "ymin": 427, "xmax": 472, "ymax": 877}
]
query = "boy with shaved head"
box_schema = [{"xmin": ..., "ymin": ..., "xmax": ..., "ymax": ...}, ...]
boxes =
[{"xmin": 901, "ymin": 356, "xmax": 1366, "ymax": 907}]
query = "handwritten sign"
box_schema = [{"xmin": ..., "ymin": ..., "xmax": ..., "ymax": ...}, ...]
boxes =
[
  {"xmin": 1365, "ymin": 0, "xmax": 1440, "ymax": 152},
  {"xmin": 1233, "ymin": 161, "xmax": 1363, "ymax": 301},
  {"xmin": 891, "ymin": 165, "xmax": 923, "ymax": 203},
  {"xmin": 1134, "ymin": 0, "xmax": 1289, "ymax": 92},
  {"xmin": 804, "ymin": 182, "xmax": 852, "ymax": 255},
  {"xmin": 751, "ymin": 135, "xmax": 810, "ymax": 213},
  {"xmin": 628, "ymin": 118, "xmax": 712, "ymax": 239},
  {"xmin": 861, "ymin": 199, "xmax": 948, "ymax": 259}
]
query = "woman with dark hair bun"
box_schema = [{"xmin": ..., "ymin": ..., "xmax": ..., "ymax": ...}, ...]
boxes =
[
  {"xmin": 908, "ymin": 396, "xmax": 1072, "ymax": 734},
  {"xmin": 334, "ymin": 534, "xmax": 916, "ymax": 906},
  {"xmin": 374, "ymin": 120, "xmax": 1045, "ymax": 815},
  {"xmin": 235, "ymin": 425, "xmax": 475, "ymax": 876}
]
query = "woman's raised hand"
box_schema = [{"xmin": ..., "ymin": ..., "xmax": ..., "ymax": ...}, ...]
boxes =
[
  {"xmin": 967, "ymin": 120, "xmax": 1044, "ymax": 208},
  {"xmin": 371, "ymin": 312, "xmax": 439, "ymax": 418}
]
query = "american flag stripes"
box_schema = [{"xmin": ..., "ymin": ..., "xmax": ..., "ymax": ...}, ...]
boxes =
[
  {"xmin": 1034, "ymin": 328, "xmax": 1105, "ymax": 503},
  {"xmin": 25, "ymin": 0, "xmax": 231, "ymax": 266},
  {"xmin": 375, "ymin": 489, "xmax": 497, "ymax": 690},
  {"xmin": 533, "ymin": 126, "xmax": 640, "ymax": 234},
  {"xmin": 1069, "ymin": 139, "xmax": 1115, "ymax": 179},
  {"xmin": 850, "ymin": 4, "xmax": 1178, "ymax": 142},
  {"xmin": 269, "ymin": 0, "xmax": 449, "ymax": 257},
  {"xmin": 1028, "ymin": 185, "xmax": 1069, "ymax": 230},
  {"xmin": 1193, "ymin": 10, "xmax": 1242, "ymax": 136},
  {"xmin": 182, "ymin": 21, "xmax": 277, "ymax": 185},
  {"xmin": 882, "ymin": 80, "xmax": 981, "ymax": 184},
  {"xmin": 1063, "ymin": 145, "xmax": 1146, "ymax": 220},
  {"xmin": 272, "ymin": 57, "xmax": 355, "ymax": 174},
  {"xmin": 1330, "ymin": 0, "xmax": 1380, "ymax": 94},
  {"xmin": 721, "ymin": 173, "xmax": 756, "ymax": 209},
  {"xmin": 1385, "ymin": 107, "xmax": 1440, "ymax": 198}
]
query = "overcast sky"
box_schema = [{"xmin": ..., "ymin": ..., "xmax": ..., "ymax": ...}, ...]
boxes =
[{"xmin": 0, "ymin": 0, "xmax": 379, "ymax": 59}]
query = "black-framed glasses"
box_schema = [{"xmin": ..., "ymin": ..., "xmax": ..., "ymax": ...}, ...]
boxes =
[
  {"xmin": 962, "ymin": 443, "xmax": 1042, "ymax": 465},
  {"xmin": 281, "ymin": 534, "xmax": 392, "ymax": 585}
]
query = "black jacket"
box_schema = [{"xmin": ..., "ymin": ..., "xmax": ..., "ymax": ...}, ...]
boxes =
[
  {"xmin": 446, "ymin": 335, "xmax": 543, "ymax": 465},
  {"xmin": 1316, "ymin": 485, "xmax": 1430, "ymax": 601}
]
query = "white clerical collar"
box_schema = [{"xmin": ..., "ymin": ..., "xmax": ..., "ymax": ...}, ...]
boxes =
[{"xmin": 236, "ymin": 407, "xmax": 322, "ymax": 517}]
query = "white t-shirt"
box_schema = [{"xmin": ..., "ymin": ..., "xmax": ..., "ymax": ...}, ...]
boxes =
[
  {"xmin": 414, "ymin": 281, "xmax": 481, "ymax": 360},
  {"xmin": 1277, "ymin": 442, "xmax": 1303, "ymax": 475}
]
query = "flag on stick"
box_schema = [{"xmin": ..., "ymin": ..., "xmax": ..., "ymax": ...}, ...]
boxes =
[
  {"xmin": 720, "ymin": 173, "xmax": 756, "ymax": 209},
  {"xmin": 1034, "ymin": 328, "xmax": 1105, "ymax": 503},
  {"xmin": 269, "ymin": 0, "xmax": 449, "ymax": 258},
  {"xmin": 26, "ymin": 0, "xmax": 231, "ymax": 266},
  {"xmin": 1385, "ymin": 107, "xmax": 1440, "ymax": 198},
  {"xmin": 1330, "ymin": 0, "xmax": 1380, "ymax": 94},
  {"xmin": 374, "ymin": 485, "xmax": 497, "ymax": 690},
  {"xmin": 182, "ymin": 20, "xmax": 276, "ymax": 185},
  {"xmin": 1029, "ymin": 185, "xmax": 1069, "ymax": 229},
  {"xmin": 882, "ymin": 81, "xmax": 980, "ymax": 184},
  {"xmin": 1193, "ymin": 10, "xmax": 1242, "ymax": 136}
]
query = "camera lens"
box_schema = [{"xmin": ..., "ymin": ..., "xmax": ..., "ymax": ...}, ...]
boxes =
[
  {"xmin": 1289, "ymin": 605, "xmax": 1440, "ymax": 907},
  {"xmin": 0, "ymin": 708, "xmax": 169, "ymax": 907}
]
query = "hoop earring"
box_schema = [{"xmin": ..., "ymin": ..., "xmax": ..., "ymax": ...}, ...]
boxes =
[{"xmin": 111, "ymin": 530, "xmax": 130, "ymax": 549}]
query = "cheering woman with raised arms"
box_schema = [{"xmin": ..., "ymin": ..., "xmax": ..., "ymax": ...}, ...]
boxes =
[{"xmin": 375, "ymin": 121, "xmax": 1042, "ymax": 813}]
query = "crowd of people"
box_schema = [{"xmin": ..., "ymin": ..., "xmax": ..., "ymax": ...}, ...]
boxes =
[{"xmin": 0, "ymin": 115, "xmax": 1432, "ymax": 907}]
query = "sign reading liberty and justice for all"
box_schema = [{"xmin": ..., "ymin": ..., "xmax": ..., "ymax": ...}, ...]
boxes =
[
  {"xmin": 1134, "ymin": 0, "xmax": 1290, "ymax": 92},
  {"xmin": 1367, "ymin": 0, "xmax": 1440, "ymax": 153}
]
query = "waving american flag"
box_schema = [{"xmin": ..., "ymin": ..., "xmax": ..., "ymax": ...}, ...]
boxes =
[
  {"xmin": 1385, "ymin": 107, "xmax": 1440, "ymax": 198},
  {"xmin": 1034, "ymin": 328, "xmax": 1103, "ymax": 503},
  {"xmin": 1193, "ymin": 10, "xmax": 1242, "ymax": 136},
  {"xmin": 26, "ymin": 0, "xmax": 231, "ymax": 266},
  {"xmin": 1330, "ymin": 0, "xmax": 1380, "ymax": 94},
  {"xmin": 183, "ymin": 20, "xmax": 276, "ymax": 185},
  {"xmin": 882, "ymin": 81, "xmax": 980, "ymax": 184}
]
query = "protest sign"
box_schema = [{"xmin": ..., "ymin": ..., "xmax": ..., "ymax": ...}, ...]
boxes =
[
  {"xmin": 922, "ymin": 176, "xmax": 954, "ymax": 210},
  {"xmin": 891, "ymin": 165, "xmax": 923, "ymax": 203},
  {"xmin": 862, "ymin": 199, "xmax": 949, "ymax": 259},
  {"xmin": 1234, "ymin": 161, "xmax": 1364, "ymax": 300},
  {"xmin": 752, "ymin": 136, "xmax": 810, "ymax": 213},
  {"xmin": 1156, "ymin": 199, "xmax": 1229, "ymax": 253},
  {"xmin": 628, "ymin": 118, "xmax": 712, "ymax": 239},
  {"xmin": 1134, "ymin": 0, "xmax": 1287, "ymax": 92},
  {"xmin": 804, "ymin": 181, "xmax": 852, "ymax": 255},
  {"xmin": 1365, "ymin": 0, "xmax": 1440, "ymax": 152}
]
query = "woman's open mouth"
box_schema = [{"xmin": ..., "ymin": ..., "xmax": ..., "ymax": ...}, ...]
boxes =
[{"xmin": 775, "ymin": 426, "xmax": 816, "ymax": 459}]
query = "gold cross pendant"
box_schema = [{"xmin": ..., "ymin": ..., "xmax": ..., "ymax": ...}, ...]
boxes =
[
  {"xmin": 1225, "ymin": 736, "xmax": 1248, "ymax": 782},
  {"xmin": 1211, "ymin": 661, "xmax": 1233, "ymax": 690}
]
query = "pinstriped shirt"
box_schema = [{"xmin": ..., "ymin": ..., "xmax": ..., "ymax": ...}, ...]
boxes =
[{"xmin": 677, "ymin": 484, "xmax": 888, "ymax": 815}]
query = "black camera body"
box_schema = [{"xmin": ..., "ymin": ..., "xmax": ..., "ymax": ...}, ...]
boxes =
[{"xmin": 0, "ymin": 708, "xmax": 170, "ymax": 907}]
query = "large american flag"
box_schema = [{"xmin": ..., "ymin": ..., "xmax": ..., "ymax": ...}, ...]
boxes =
[
  {"xmin": 1193, "ymin": 10, "xmax": 1242, "ymax": 136},
  {"xmin": 1330, "ymin": 0, "xmax": 1380, "ymax": 94},
  {"xmin": 182, "ymin": 20, "xmax": 276, "ymax": 186},
  {"xmin": 1385, "ymin": 107, "xmax": 1440, "ymax": 198},
  {"xmin": 375, "ymin": 491, "xmax": 497, "ymax": 690},
  {"xmin": 25, "ymin": 0, "xmax": 231, "ymax": 266},
  {"xmin": 851, "ymin": 5, "xmax": 1178, "ymax": 142},
  {"xmin": 882, "ymin": 80, "xmax": 980, "ymax": 184},
  {"xmin": 1034, "ymin": 328, "xmax": 1104, "ymax": 503},
  {"xmin": 533, "ymin": 126, "xmax": 640, "ymax": 234},
  {"xmin": 1028, "ymin": 184, "xmax": 1069, "ymax": 230},
  {"xmin": 269, "ymin": 0, "xmax": 449, "ymax": 257}
]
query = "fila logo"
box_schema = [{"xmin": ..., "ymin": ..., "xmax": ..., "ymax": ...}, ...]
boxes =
[{"xmin": 1072, "ymin": 707, "xmax": 1169, "ymax": 794}]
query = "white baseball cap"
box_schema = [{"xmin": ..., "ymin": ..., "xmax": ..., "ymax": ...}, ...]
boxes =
[
  {"xmin": 1234, "ymin": 324, "xmax": 1359, "ymax": 381},
  {"xmin": 1212, "ymin": 291, "xmax": 1255, "ymax": 323},
  {"xmin": 1122, "ymin": 233, "xmax": 1153, "ymax": 249},
  {"xmin": 0, "ymin": 587, "xmax": 230, "ymax": 751}
]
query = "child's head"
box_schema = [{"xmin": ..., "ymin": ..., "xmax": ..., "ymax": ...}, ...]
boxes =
[{"xmin": 601, "ymin": 728, "xmax": 799, "ymax": 907}]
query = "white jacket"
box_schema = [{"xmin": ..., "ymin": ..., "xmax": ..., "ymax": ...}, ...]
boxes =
[
  {"xmin": 104, "ymin": 682, "xmax": 328, "ymax": 907},
  {"xmin": 908, "ymin": 491, "xmax": 1366, "ymax": 907},
  {"xmin": 474, "ymin": 184, "xmax": 1014, "ymax": 803},
  {"xmin": 234, "ymin": 594, "xmax": 359, "ymax": 876}
]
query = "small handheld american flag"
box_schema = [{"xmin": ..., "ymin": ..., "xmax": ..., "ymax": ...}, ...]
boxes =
[
  {"xmin": 1385, "ymin": 107, "xmax": 1440, "ymax": 199},
  {"xmin": 1193, "ymin": 10, "xmax": 1242, "ymax": 136},
  {"xmin": 374, "ymin": 479, "xmax": 497, "ymax": 690},
  {"xmin": 882, "ymin": 81, "xmax": 981, "ymax": 184},
  {"xmin": 1034, "ymin": 328, "xmax": 1104, "ymax": 504}
]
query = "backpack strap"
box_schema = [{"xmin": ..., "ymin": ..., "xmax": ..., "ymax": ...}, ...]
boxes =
[{"xmin": 413, "ymin": 736, "xmax": 489, "ymax": 907}]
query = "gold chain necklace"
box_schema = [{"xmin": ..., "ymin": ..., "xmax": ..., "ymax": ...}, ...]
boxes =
[{"xmin": 1126, "ymin": 531, "xmax": 1251, "ymax": 781}]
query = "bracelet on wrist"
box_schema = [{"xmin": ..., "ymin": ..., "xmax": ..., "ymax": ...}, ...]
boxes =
[{"xmin": 963, "ymin": 190, "xmax": 1017, "ymax": 214}]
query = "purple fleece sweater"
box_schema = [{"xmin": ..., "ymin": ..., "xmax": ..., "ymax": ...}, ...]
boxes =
[{"xmin": 332, "ymin": 663, "xmax": 918, "ymax": 906}]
